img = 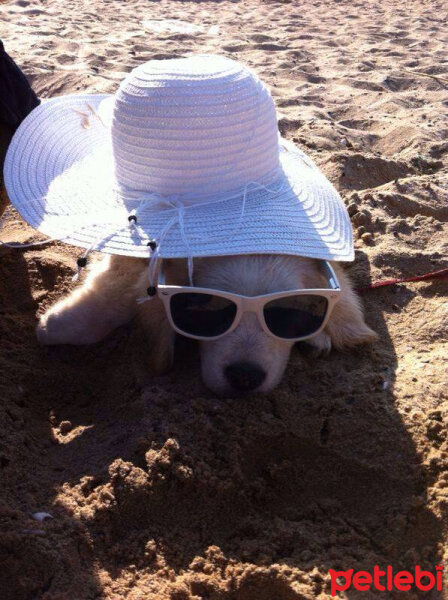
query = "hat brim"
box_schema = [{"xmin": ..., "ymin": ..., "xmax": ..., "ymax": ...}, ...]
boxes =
[{"xmin": 4, "ymin": 94, "xmax": 353, "ymax": 261}]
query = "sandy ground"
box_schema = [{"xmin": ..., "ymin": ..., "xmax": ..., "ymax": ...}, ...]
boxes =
[{"xmin": 1, "ymin": 0, "xmax": 448, "ymax": 598}]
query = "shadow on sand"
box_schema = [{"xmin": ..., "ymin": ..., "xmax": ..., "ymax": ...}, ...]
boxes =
[{"xmin": 0, "ymin": 245, "xmax": 445, "ymax": 599}]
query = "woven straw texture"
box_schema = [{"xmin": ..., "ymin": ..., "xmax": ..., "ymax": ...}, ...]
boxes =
[{"xmin": 4, "ymin": 55, "xmax": 353, "ymax": 261}]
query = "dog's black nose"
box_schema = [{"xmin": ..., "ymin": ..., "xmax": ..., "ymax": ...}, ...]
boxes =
[{"xmin": 225, "ymin": 361, "xmax": 266, "ymax": 392}]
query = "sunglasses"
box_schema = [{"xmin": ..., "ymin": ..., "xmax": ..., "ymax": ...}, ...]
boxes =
[{"xmin": 156, "ymin": 260, "xmax": 340, "ymax": 342}]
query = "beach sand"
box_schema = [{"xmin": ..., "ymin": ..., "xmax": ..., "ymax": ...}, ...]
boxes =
[{"xmin": 1, "ymin": 0, "xmax": 447, "ymax": 598}]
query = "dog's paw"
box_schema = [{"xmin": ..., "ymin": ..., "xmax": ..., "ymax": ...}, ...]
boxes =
[
  {"xmin": 36, "ymin": 315, "xmax": 51, "ymax": 345},
  {"xmin": 36, "ymin": 307, "xmax": 98, "ymax": 345},
  {"xmin": 37, "ymin": 310, "xmax": 71, "ymax": 345}
]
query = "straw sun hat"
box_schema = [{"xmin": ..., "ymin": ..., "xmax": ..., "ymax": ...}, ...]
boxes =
[{"xmin": 4, "ymin": 55, "xmax": 353, "ymax": 265}]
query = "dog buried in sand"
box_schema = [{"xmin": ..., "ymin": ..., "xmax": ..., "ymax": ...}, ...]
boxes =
[{"xmin": 4, "ymin": 55, "xmax": 376, "ymax": 396}]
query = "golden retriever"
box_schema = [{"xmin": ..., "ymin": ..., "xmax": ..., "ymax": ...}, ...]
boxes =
[{"xmin": 37, "ymin": 254, "xmax": 376, "ymax": 396}]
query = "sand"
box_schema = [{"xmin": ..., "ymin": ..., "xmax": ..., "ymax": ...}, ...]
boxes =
[{"xmin": 1, "ymin": 0, "xmax": 448, "ymax": 598}]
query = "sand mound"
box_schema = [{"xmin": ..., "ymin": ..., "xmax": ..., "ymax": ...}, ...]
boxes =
[{"xmin": 1, "ymin": 0, "xmax": 447, "ymax": 598}]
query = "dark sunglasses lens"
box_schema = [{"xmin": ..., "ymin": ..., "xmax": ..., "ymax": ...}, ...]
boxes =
[
  {"xmin": 170, "ymin": 293, "xmax": 237, "ymax": 337},
  {"xmin": 263, "ymin": 295, "xmax": 328, "ymax": 339}
]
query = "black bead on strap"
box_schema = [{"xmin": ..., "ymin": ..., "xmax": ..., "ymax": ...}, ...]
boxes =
[
  {"xmin": 146, "ymin": 286, "xmax": 156, "ymax": 297},
  {"xmin": 77, "ymin": 256, "xmax": 88, "ymax": 268},
  {"xmin": 128, "ymin": 214, "xmax": 137, "ymax": 223},
  {"xmin": 146, "ymin": 240, "xmax": 157, "ymax": 251}
]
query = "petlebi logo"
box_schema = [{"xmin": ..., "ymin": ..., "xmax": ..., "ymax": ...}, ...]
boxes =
[{"xmin": 329, "ymin": 564, "xmax": 444, "ymax": 596}]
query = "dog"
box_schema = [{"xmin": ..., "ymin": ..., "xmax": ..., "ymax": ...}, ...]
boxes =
[{"xmin": 37, "ymin": 254, "xmax": 377, "ymax": 396}]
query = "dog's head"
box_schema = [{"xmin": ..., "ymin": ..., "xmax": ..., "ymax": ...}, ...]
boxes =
[
  {"xmin": 194, "ymin": 255, "xmax": 376, "ymax": 395},
  {"xmin": 138, "ymin": 255, "xmax": 377, "ymax": 396}
]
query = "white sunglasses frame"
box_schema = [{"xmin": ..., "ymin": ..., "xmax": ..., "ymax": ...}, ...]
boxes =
[{"xmin": 156, "ymin": 260, "xmax": 341, "ymax": 342}]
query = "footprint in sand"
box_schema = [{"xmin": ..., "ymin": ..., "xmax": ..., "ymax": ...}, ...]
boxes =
[
  {"xmin": 21, "ymin": 8, "xmax": 45, "ymax": 16},
  {"xmin": 222, "ymin": 44, "xmax": 248, "ymax": 52},
  {"xmin": 249, "ymin": 34, "xmax": 274, "ymax": 43},
  {"xmin": 341, "ymin": 79, "xmax": 385, "ymax": 92},
  {"xmin": 339, "ymin": 118, "xmax": 381, "ymax": 132},
  {"xmin": 253, "ymin": 43, "xmax": 289, "ymax": 51},
  {"xmin": 333, "ymin": 154, "xmax": 413, "ymax": 190},
  {"xmin": 148, "ymin": 53, "xmax": 183, "ymax": 61},
  {"xmin": 277, "ymin": 117, "xmax": 304, "ymax": 135},
  {"xmin": 56, "ymin": 54, "xmax": 77, "ymax": 66},
  {"xmin": 383, "ymin": 76, "xmax": 417, "ymax": 92}
]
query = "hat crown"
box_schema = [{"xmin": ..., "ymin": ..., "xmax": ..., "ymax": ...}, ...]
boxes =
[{"xmin": 111, "ymin": 55, "xmax": 280, "ymax": 196}]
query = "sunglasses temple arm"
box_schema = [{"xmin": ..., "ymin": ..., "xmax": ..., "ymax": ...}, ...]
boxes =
[{"xmin": 323, "ymin": 261, "xmax": 340, "ymax": 290}]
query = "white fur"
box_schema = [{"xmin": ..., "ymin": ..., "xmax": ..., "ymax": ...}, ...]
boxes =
[{"xmin": 37, "ymin": 254, "xmax": 377, "ymax": 395}]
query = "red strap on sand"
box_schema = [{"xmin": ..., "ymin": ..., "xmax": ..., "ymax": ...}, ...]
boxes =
[{"xmin": 357, "ymin": 267, "xmax": 448, "ymax": 293}]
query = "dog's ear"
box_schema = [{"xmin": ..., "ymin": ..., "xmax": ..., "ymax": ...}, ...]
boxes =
[
  {"xmin": 324, "ymin": 264, "xmax": 377, "ymax": 350},
  {"xmin": 133, "ymin": 262, "xmax": 179, "ymax": 378},
  {"xmin": 135, "ymin": 296, "xmax": 176, "ymax": 376}
]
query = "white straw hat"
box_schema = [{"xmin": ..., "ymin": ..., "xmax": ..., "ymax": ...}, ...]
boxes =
[{"xmin": 4, "ymin": 55, "xmax": 353, "ymax": 262}]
